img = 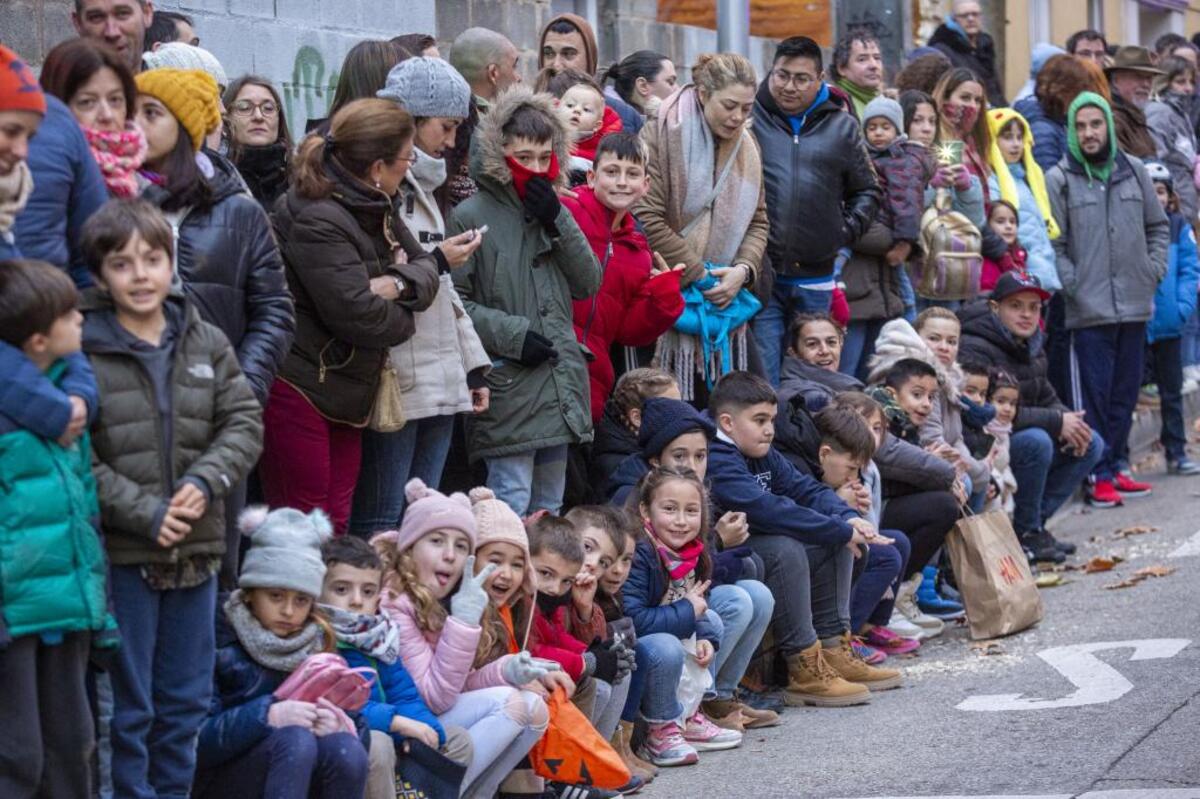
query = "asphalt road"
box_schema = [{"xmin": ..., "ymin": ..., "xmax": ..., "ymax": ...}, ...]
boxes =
[{"xmin": 649, "ymin": 459, "xmax": 1200, "ymax": 799}]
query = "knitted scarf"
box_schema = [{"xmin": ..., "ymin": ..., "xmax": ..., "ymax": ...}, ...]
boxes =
[
  {"xmin": 985, "ymin": 108, "xmax": 1060, "ymax": 239},
  {"xmin": 0, "ymin": 160, "xmax": 33, "ymax": 235},
  {"xmin": 323, "ymin": 605, "xmax": 403, "ymax": 665},
  {"xmin": 84, "ymin": 124, "xmax": 147, "ymax": 198},
  {"xmin": 225, "ymin": 590, "xmax": 327, "ymax": 672},
  {"xmin": 651, "ymin": 84, "xmax": 762, "ymax": 398},
  {"xmin": 645, "ymin": 519, "xmax": 705, "ymax": 605},
  {"xmin": 835, "ymin": 77, "xmax": 878, "ymax": 119},
  {"xmin": 1066, "ymin": 92, "xmax": 1116, "ymax": 185}
]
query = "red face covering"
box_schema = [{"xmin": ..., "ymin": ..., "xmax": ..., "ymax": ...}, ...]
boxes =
[
  {"xmin": 942, "ymin": 101, "xmax": 980, "ymax": 135},
  {"xmin": 505, "ymin": 152, "xmax": 560, "ymax": 199}
]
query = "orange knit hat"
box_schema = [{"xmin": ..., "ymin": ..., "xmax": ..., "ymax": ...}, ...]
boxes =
[{"xmin": 0, "ymin": 45, "xmax": 47, "ymax": 115}]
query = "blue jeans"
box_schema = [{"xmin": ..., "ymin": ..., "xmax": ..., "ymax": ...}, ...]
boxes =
[
  {"xmin": 752, "ymin": 281, "xmax": 834, "ymax": 386},
  {"xmin": 897, "ymin": 266, "xmax": 917, "ymax": 322},
  {"xmin": 108, "ymin": 567, "xmax": 216, "ymax": 799},
  {"xmin": 840, "ymin": 318, "xmax": 887, "ymax": 380},
  {"xmin": 195, "ymin": 727, "xmax": 368, "ymax": 799},
  {"xmin": 1009, "ymin": 427, "xmax": 1105, "ymax": 534},
  {"xmin": 485, "ymin": 444, "xmax": 569, "ymax": 516},
  {"xmin": 1068, "ymin": 323, "xmax": 1145, "ymax": 481},
  {"xmin": 705, "ymin": 580, "xmax": 774, "ymax": 700},
  {"xmin": 1182, "ymin": 306, "xmax": 1200, "ymax": 368},
  {"xmin": 350, "ymin": 414, "xmax": 456, "ymax": 537},
  {"xmin": 626, "ymin": 633, "xmax": 686, "ymax": 723},
  {"xmin": 850, "ymin": 530, "xmax": 910, "ymax": 631}
]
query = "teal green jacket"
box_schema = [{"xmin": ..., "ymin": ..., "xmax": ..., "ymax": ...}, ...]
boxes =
[{"xmin": 0, "ymin": 359, "xmax": 116, "ymax": 642}]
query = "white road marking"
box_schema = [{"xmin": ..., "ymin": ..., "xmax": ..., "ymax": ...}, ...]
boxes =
[
  {"xmin": 1168, "ymin": 530, "xmax": 1200, "ymax": 558},
  {"xmin": 957, "ymin": 639, "xmax": 1191, "ymax": 711}
]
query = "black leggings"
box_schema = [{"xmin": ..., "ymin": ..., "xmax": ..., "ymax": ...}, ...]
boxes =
[{"xmin": 881, "ymin": 490, "xmax": 960, "ymax": 580}]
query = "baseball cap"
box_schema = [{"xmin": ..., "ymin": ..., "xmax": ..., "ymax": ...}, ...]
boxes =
[{"xmin": 991, "ymin": 271, "xmax": 1051, "ymax": 302}]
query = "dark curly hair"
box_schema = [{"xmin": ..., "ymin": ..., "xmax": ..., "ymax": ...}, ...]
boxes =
[
  {"xmin": 894, "ymin": 52, "xmax": 952, "ymax": 95},
  {"xmin": 1035, "ymin": 54, "xmax": 1110, "ymax": 120}
]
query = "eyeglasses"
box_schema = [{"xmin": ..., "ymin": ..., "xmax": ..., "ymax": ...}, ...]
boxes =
[
  {"xmin": 771, "ymin": 69, "xmax": 816, "ymax": 89},
  {"xmin": 395, "ymin": 151, "xmax": 418, "ymax": 165},
  {"xmin": 231, "ymin": 99, "xmax": 278, "ymax": 118}
]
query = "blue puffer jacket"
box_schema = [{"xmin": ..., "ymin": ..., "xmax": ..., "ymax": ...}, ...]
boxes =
[
  {"xmin": 340, "ymin": 645, "xmax": 445, "ymax": 747},
  {"xmin": 1013, "ymin": 95, "xmax": 1067, "ymax": 175},
  {"xmin": 11, "ymin": 96, "xmax": 108, "ymax": 288},
  {"xmin": 1148, "ymin": 213, "xmax": 1200, "ymax": 343},
  {"xmin": 623, "ymin": 539, "xmax": 720, "ymax": 648},
  {"xmin": 0, "ymin": 342, "xmax": 98, "ymax": 439}
]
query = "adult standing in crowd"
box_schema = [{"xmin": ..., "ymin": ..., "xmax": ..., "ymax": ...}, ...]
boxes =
[
  {"xmin": 350, "ymin": 57, "xmax": 490, "ymax": 536},
  {"xmin": 1067, "ymin": 29, "xmax": 1109, "ymax": 67},
  {"xmin": 831, "ymin": 28, "xmax": 884, "ymax": 120},
  {"xmin": 636, "ymin": 52, "xmax": 769, "ymax": 400},
  {"xmin": 1012, "ymin": 43, "xmax": 1065, "ymax": 104},
  {"xmin": 894, "ymin": 51, "xmax": 952, "ymax": 96},
  {"xmin": 144, "ymin": 9, "xmax": 197, "ymax": 50},
  {"xmin": 307, "ymin": 39, "xmax": 404, "ymax": 134},
  {"xmin": 261, "ymin": 99, "xmax": 444, "ymax": 535},
  {"xmin": 0, "ymin": 46, "xmax": 48, "ymax": 261},
  {"xmin": 751, "ymin": 36, "xmax": 880, "ymax": 386},
  {"xmin": 1106, "ymin": 46, "xmax": 1161, "ymax": 160},
  {"xmin": 1146, "ymin": 57, "xmax": 1199, "ymax": 223},
  {"xmin": 223, "ymin": 75, "xmax": 292, "ymax": 209},
  {"xmin": 602, "ymin": 50, "xmax": 677, "ymax": 132},
  {"xmin": 1015, "ymin": 53, "xmax": 1112, "ymax": 173},
  {"xmin": 1046, "ymin": 92, "xmax": 1169, "ymax": 508},
  {"xmin": 392, "ymin": 32, "xmax": 439, "ymax": 58},
  {"xmin": 71, "ymin": 0, "xmax": 152, "ymax": 74},
  {"xmin": 928, "ymin": 0, "xmax": 1007, "ymax": 107},
  {"xmin": 540, "ymin": 13, "xmax": 644, "ymax": 130}
]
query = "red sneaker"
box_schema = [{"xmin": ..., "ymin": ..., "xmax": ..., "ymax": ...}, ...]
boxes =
[
  {"xmin": 1087, "ymin": 480, "xmax": 1123, "ymax": 508},
  {"xmin": 1114, "ymin": 472, "xmax": 1153, "ymax": 497}
]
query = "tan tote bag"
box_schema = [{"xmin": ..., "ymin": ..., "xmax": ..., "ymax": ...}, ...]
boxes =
[{"xmin": 945, "ymin": 509, "xmax": 1044, "ymax": 639}]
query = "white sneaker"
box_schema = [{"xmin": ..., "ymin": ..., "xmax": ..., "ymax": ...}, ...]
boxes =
[
  {"xmin": 886, "ymin": 611, "xmax": 928, "ymax": 639},
  {"xmin": 894, "ymin": 576, "xmax": 946, "ymax": 637},
  {"xmin": 1184, "ymin": 378, "xmax": 1199, "ymax": 395}
]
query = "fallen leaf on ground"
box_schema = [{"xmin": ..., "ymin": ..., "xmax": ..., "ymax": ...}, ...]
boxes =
[
  {"xmin": 970, "ymin": 641, "xmax": 1005, "ymax": 655},
  {"xmin": 1103, "ymin": 576, "xmax": 1146, "ymax": 590},
  {"xmin": 1134, "ymin": 565, "xmax": 1175, "ymax": 578},
  {"xmin": 1113, "ymin": 524, "xmax": 1159, "ymax": 538},
  {"xmin": 1036, "ymin": 573, "xmax": 1067, "ymax": 588},
  {"xmin": 1084, "ymin": 555, "xmax": 1124, "ymax": 573}
]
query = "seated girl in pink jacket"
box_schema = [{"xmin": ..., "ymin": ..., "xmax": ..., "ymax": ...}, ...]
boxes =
[{"xmin": 373, "ymin": 480, "xmax": 556, "ymax": 799}]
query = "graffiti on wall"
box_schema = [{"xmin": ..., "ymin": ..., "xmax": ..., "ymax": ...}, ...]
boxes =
[{"xmin": 281, "ymin": 45, "xmax": 340, "ymax": 134}]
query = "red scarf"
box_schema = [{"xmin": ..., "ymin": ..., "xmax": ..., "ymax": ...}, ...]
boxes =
[
  {"xmin": 505, "ymin": 152, "xmax": 560, "ymax": 200},
  {"xmin": 644, "ymin": 521, "xmax": 705, "ymax": 580}
]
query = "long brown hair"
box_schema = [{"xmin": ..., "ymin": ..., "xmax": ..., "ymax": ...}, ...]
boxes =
[
  {"xmin": 932, "ymin": 67, "xmax": 993, "ymax": 157},
  {"xmin": 1036, "ymin": 54, "xmax": 1110, "ymax": 120},
  {"xmin": 40, "ymin": 38, "xmax": 137, "ymax": 124},
  {"xmin": 635, "ymin": 466, "xmax": 714, "ymax": 583},
  {"xmin": 328, "ymin": 40, "xmax": 406, "ymax": 119},
  {"xmin": 292, "ymin": 98, "xmax": 414, "ymax": 199}
]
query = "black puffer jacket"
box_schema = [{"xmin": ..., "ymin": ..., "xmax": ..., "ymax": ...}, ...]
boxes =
[
  {"xmin": 751, "ymin": 81, "xmax": 881, "ymax": 279},
  {"xmin": 928, "ymin": 23, "xmax": 1007, "ymax": 107},
  {"xmin": 143, "ymin": 154, "xmax": 294, "ymax": 405},
  {"xmin": 956, "ymin": 301, "xmax": 1066, "ymax": 437},
  {"xmin": 272, "ymin": 156, "xmax": 440, "ymax": 426}
]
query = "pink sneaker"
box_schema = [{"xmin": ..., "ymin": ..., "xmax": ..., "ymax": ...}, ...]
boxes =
[
  {"xmin": 638, "ymin": 720, "xmax": 699, "ymax": 767},
  {"xmin": 682, "ymin": 711, "xmax": 742, "ymax": 751},
  {"xmin": 863, "ymin": 626, "xmax": 921, "ymax": 655}
]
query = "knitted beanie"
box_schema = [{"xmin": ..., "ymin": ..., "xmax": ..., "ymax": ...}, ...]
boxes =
[
  {"xmin": 638, "ymin": 396, "xmax": 717, "ymax": 459},
  {"xmin": 377, "ymin": 56, "xmax": 471, "ymax": 119},
  {"xmin": 862, "ymin": 96, "xmax": 904, "ymax": 137},
  {"xmin": 142, "ymin": 43, "xmax": 229, "ymax": 89},
  {"xmin": 238, "ymin": 506, "xmax": 333, "ymax": 597},
  {"xmin": 0, "ymin": 45, "xmax": 47, "ymax": 115},
  {"xmin": 135, "ymin": 68, "xmax": 222, "ymax": 151},
  {"xmin": 470, "ymin": 486, "xmax": 535, "ymax": 594},
  {"xmin": 371, "ymin": 478, "xmax": 477, "ymax": 555}
]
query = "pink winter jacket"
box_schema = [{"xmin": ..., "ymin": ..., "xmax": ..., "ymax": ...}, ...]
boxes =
[{"xmin": 381, "ymin": 589, "xmax": 514, "ymax": 714}]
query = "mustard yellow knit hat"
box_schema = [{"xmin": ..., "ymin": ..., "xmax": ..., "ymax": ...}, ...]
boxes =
[{"xmin": 135, "ymin": 68, "xmax": 221, "ymax": 152}]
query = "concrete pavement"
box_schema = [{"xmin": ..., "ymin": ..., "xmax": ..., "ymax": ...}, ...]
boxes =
[{"xmin": 647, "ymin": 462, "xmax": 1200, "ymax": 799}]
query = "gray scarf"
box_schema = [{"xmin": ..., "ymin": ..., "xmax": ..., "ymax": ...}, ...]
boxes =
[
  {"xmin": 225, "ymin": 590, "xmax": 326, "ymax": 672},
  {"xmin": 321, "ymin": 604, "xmax": 403, "ymax": 665}
]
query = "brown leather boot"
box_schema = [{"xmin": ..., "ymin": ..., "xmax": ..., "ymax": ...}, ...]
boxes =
[
  {"xmin": 614, "ymin": 720, "xmax": 657, "ymax": 781},
  {"xmin": 784, "ymin": 641, "xmax": 872, "ymax": 707},
  {"xmin": 822, "ymin": 632, "xmax": 902, "ymax": 691}
]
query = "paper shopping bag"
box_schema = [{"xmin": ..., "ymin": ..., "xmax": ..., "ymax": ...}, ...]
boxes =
[
  {"xmin": 528, "ymin": 686, "xmax": 631, "ymax": 789},
  {"xmin": 945, "ymin": 509, "xmax": 1044, "ymax": 640}
]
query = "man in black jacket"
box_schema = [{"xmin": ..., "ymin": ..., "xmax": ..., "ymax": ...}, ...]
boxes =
[
  {"xmin": 928, "ymin": 0, "xmax": 1006, "ymax": 107},
  {"xmin": 750, "ymin": 36, "xmax": 880, "ymax": 386},
  {"xmin": 957, "ymin": 274, "xmax": 1103, "ymax": 561}
]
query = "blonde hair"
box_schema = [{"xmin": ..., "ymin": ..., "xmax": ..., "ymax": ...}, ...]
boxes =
[
  {"xmin": 374, "ymin": 535, "xmax": 500, "ymax": 667},
  {"xmin": 692, "ymin": 52, "xmax": 757, "ymax": 97},
  {"xmin": 915, "ymin": 306, "xmax": 961, "ymax": 333},
  {"xmin": 609, "ymin": 367, "xmax": 679, "ymax": 433},
  {"xmin": 240, "ymin": 588, "xmax": 337, "ymax": 653}
]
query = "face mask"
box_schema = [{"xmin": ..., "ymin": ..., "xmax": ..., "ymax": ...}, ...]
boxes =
[
  {"xmin": 943, "ymin": 101, "xmax": 979, "ymax": 133},
  {"xmin": 535, "ymin": 589, "xmax": 574, "ymax": 616},
  {"xmin": 505, "ymin": 152, "xmax": 561, "ymax": 200}
]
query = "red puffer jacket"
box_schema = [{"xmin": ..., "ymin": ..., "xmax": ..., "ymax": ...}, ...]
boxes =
[{"xmin": 564, "ymin": 186, "xmax": 684, "ymax": 420}]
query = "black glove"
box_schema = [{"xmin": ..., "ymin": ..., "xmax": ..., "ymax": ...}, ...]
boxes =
[
  {"xmin": 587, "ymin": 640, "xmax": 621, "ymax": 684},
  {"xmin": 518, "ymin": 331, "xmax": 558, "ymax": 367},
  {"xmin": 522, "ymin": 176, "xmax": 561, "ymax": 235}
]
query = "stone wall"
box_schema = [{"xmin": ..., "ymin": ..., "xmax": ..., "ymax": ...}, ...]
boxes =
[{"xmin": 2, "ymin": 0, "xmax": 781, "ymax": 134}]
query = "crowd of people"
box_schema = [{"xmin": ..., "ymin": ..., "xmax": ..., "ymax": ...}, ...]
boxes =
[{"xmin": 2, "ymin": 0, "xmax": 1199, "ymax": 798}]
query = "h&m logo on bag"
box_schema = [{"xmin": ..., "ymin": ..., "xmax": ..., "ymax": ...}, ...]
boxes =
[
  {"xmin": 997, "ymin": 555, "xmax": 1023, "ymax": 586},
  {"xmin": 187, "ymin": 363, "xmax": 215, "ymax": 380}
]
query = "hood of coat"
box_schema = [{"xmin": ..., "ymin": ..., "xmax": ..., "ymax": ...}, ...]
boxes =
[
  {"xmin": 538, "ymin": 13, "xmax": 598, "ymax": 74},
  {"xmin": 80, "ymin": 286, "xmax": 193, "ymax": 354},
  {"xmin": 470, "ymin": 85, "xmax": 571, "ymax": 202},
  {"xmin": 1066, "ymin": 91, "xmax": 1117, "ymax": 182},
  {"xmin": 959, "ymin": 299, "xmax": 1045, "ymax": 364},
  {"xmin": 780, "ymin": 354, "xmax": 864, "ymax": 393},
  {"xmin": 865, "ymin": 317, "xmax": 962, "ymax": 400}
]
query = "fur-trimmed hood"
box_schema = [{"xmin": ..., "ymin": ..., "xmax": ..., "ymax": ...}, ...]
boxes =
[
  {"xmin": 470, "ymin": 85, "xmax": 571, "ymax": 199},
  {"xmin": 865, "ymin": 318, "xmax": 963, "ymax": 401}
]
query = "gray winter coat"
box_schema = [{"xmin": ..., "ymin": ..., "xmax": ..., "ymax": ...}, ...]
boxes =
[
  {"xmin": 1046, "ymin": 152, "xmax": 1170, "ymax": 330},
  {"xmin": 1146, "ymin": 93, "xmax": 1199, "ymax": 224}
]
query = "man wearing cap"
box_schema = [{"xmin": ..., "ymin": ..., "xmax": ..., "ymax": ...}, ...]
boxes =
[
  {"xmin": 1106, "ymin": 45, "xmax": 1162, "ymax": 159},
  {"xmin": 958, "ymin": 273, "xmax": 1103, "ymax": 561},
  {"xmin": 1046, "ymin": 92, "xmax": 1169, "ymax": 508}
]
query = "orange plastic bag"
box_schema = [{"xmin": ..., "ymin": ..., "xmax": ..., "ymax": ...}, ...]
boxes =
[{"xmin": 528, "ymin": 686, "xmax": 631, "ymax": 789}]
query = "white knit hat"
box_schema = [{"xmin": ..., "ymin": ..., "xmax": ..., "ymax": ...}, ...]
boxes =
[
  {"xmin": 377, "ymin": 56, "xmax": 471, "ymax": 119},
  {"xmin": 143, "ymin": 43, "xmax": 228, "ymax": 90},
  {"xmin": 238, "ymin": 506, "xmax": 332, "ymax": 597}
]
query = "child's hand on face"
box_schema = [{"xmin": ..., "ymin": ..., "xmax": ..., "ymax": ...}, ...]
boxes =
[
  {"xmin": 694, "ymin": 639, "xmax": 714, "ymax": 667},
  {"xmin": 268, "ymin": 700, "xmax": 319, "ymax": 729},
  {"xmin": 391, "ymin": 715, "xmax": 440, "ymax": 749},
  {"xmin": 572, "ymin": 569, "xmax": 598, "ymax": 613},
  {"xmin": 684, "ymin": 579, "xmax": 711, "ymax": 618},
  {"xmin": 715, "ymin": 511, "xmax": 749, "ymax": 548}
]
